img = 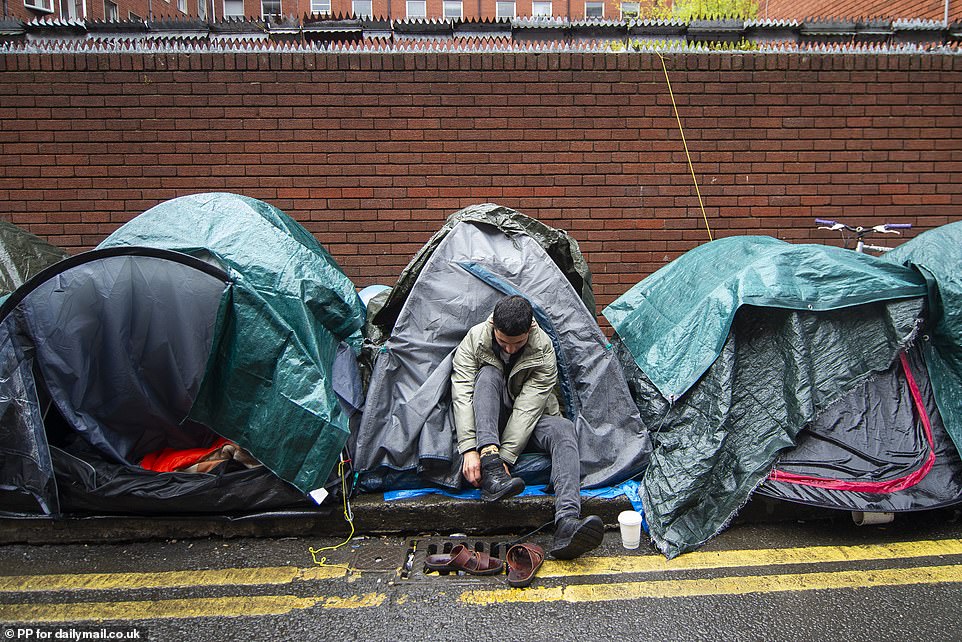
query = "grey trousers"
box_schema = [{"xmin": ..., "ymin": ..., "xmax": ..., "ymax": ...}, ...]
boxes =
[{"xmin": 473, "ymin": 364, "xmax": 581, "ymax": 523}]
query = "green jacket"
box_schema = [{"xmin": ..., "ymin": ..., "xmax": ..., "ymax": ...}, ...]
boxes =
[{"xmin": 451, "ymin": 316, "xmax": 562, "ymax": 464}]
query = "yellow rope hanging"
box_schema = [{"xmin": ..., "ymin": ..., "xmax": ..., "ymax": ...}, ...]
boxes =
[
  {"xmin": 656, "ymin": 51, "xmax": 714, "ymax": 243},
  {"xmin": 308, "ymin": 458, "xmax": 355, "ymax": 571}
]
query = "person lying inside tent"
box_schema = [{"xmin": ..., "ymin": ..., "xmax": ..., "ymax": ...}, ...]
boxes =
[{"xmin": 451, "ymin": 295, "xmax": 604, "ymax": 560}]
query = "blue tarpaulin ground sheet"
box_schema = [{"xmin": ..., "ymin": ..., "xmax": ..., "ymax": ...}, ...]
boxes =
[{"xmin": 383, "ymin": 480, "xmax": 647, "ymax": 532}]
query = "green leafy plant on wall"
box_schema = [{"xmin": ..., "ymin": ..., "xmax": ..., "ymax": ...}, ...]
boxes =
[{"xmin": 644, "ymin": 0, "xmax": 758, "ymax": 20}]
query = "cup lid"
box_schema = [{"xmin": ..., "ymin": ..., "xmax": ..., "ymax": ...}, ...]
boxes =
[{"xmin": 618, "ymin": 510, "xmax": 642, "ymax": 525}]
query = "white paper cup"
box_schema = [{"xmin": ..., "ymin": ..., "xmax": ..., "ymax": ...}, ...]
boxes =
[{"xmin": 618, "ymin": 510, "xmax": 643, "ymax": 549}]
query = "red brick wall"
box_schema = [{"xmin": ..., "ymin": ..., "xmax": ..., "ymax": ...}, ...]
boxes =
[{"xmin": 1, "ymin": 52, "xmax": 961, "ymax": 313}]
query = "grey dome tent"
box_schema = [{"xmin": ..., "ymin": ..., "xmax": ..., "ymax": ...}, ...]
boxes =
[
  {"xmin": 0, "ymin": 193, "xmax": 365, "ymax": 516},
  {"xmin": 352, "ymin": 203, "xmax": 652, "ymax": 493}
]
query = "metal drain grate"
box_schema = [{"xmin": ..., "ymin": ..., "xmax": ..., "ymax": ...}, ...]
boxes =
[
  {"xmin": 400, "ymin": 536, "xmax": 517, "ymax": 583},
  {"xmin": 350, "ymin": 541, "xmax": 409, "ymax": 573}
]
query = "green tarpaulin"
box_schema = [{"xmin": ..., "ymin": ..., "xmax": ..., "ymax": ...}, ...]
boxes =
[
  {"xmin": 605, "ymin": 236, "xmax": 928, "ymax": 401},
  {"xmin": 99, "ymin": 193, "xmax": 365, "ymax": 495},
  {"xmin": 605, "ymin": 236, "xmax": 929, "ymax": 558}
]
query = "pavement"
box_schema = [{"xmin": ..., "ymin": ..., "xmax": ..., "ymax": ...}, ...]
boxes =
[{"xmin": 0, "ymin": 489, "xmax": 846, "ymax": 545}]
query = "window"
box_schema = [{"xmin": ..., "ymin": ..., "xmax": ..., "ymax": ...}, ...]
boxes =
[
  {"xmin": 223, "ymin": 0, "xmax": 243, "ymax": 16},
  {"xmin": 261, "ymin": 0, "xmax": 280, "ymax": 16},
  {"xmin": 178, "ymin": 0, "xmax": 187, "ymax": 11},
  {"xmin": 495, "ymin": 0, "xmax": 514, "ymax": 18},
  {"xmin": 352, "ymin": 0, "xmax": 371, "ymax": 15},
  {"xmin": 103, "ymin": 0, "xmax": 118, "ymax": 19},
  {"xmin": 128, "ymin": 9, "xmax": 142, "ymax": 18},
  {"xmin": 24, "ymin": 0, "xmax": 54, "ymax": 11},
  {"xmin": 531, "ymin": 0, "xmax": 551, "ymax": 16},
  {"xmin": 197, "ymin": 0, "xmax": 207, "ymax": 19},
  {"xmin": 406, "ymin": 0, "xmax": 424, "ymax": 17},
  {"xmin": 311, "ymin": 0, "xmax": 330, "ymax": 12},
  {"xmin": 442, "ymin": 0, "xmax": 460, "ymax": 18},
  {"xmin": 59, "ymin": 0, "xmax": 78, "ymax": 18},
  {"xmin": 584, "ymin": 1, "xmax": 603, "ymax": 17},
  {"xmin": 620, "ymin": 1, "xmax": 638, "ymax": 17}
]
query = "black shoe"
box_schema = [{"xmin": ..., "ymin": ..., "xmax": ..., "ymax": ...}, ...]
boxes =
[
  {"xmin": 549, "ymin": 515, "xmax": 604, "ymax": 560},
  {"xmin": 480, "ymin": 453, "xmax": 525, "ymax": 502}
]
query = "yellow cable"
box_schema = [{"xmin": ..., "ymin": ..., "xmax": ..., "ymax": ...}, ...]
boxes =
[
  {"xmin": 309, "ymin": 459, "xmax": 356, "ymax": 571},
  {"xmin": 656, "ymin": 51, "xmax": 714, "ymax": 242}
]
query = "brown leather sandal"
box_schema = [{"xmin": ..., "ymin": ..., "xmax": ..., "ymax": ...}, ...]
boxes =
[
  {"xmin": 505, "ymin": 542, "xmax": 545, "ymax": 588},
  {"xmin": 424, "ymin": 544, "xmax": 504, "ymax": 575}
]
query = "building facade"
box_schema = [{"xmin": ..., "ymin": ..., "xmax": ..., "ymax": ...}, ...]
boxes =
[
  {"xmin": 3, "ymin": 0, "xmax": 656, "ymax": 23},
  {"xmin": 3, "ymin": 0, "xmax": 958, "ymax": 46},
  {"xmin": 759, "ymin": 0, "xmax": 961, "ymax": 24}
]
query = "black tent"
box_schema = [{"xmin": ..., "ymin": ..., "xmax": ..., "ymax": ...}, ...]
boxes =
[
  {"xmin": 0, "ymin": 247, "xmax": 309, "ymax": 515},
  {"xmin": 0, "ymin": 193, "xmax": 365, "ymax": 517}
]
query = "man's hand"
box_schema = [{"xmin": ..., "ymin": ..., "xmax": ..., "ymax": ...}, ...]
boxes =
[{"xmin": 462, "ymin": 450, "xmax": 481, "ymax": 487}]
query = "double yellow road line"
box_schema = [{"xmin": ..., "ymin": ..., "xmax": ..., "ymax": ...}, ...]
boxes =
[
  {"xmin": 2, "ymin": 538, "xmax": 962, "ymax": 621},
  {"xmin": 464, "ymin": 538, "xmax": 962, "ymax": 604}
]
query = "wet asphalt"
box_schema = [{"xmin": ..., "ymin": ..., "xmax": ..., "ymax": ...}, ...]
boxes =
[{"xmin": 2, "ymin": 510, "xmax": 962, "ymax": 641}]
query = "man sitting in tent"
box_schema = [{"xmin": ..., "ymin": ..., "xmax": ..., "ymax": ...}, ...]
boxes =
[{"xmin": 451, "ymin": 295, "xmax": 604, "ymax": 559}]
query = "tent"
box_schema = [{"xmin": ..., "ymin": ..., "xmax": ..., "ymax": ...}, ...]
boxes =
[
  {"xmin": 352, "ymin": 203, "xmax": 652, "ymax": 493},
  {"xmin": 0, "ymin": 193, "xmax": 365, "ymax": 516},
  {"xmin": 0, "ymin": 221, "xmax": 69, "ymax": 296},
  {"xmin": 756, "ymin": 345, "xmax": 962, "ymax": 511},
  {"xmin": 605, "ymin": 231, "xmax": 962, "ymax": 558}
]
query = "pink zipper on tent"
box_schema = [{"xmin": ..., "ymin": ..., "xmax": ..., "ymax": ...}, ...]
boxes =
[{"xmin": 768, "ymin": 353, "xmax": 935, "ymax": 494}]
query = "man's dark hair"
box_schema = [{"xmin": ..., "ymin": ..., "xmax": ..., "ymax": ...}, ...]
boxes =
[{"xmin": 493, "ymin": 295, "xmax": 533, "ymax": 336}]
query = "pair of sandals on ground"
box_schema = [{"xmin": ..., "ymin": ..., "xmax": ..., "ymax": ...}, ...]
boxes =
[
  {"xmin": 424, "ymin": 514, "xmax": 604, "ymax": 588},
  {"xmin": 425, "ymin": 542, "xmax": 545, "ymax": 588}
]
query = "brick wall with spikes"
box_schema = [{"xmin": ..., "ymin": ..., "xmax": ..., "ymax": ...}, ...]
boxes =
[{"xmin": 1, "ymin": 51, "xmax": 961, "ymax": 313}]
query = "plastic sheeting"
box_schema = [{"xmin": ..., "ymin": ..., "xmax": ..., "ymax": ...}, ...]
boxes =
[
  {"xmin": 384, "ymin": 480, "xmax": 647, "ymax": 518},
  {"xmin": 0, "ymin": 221, "xmax": 68, "ymax": 296},
  {"xmin": 99, "ymin": 193, "xmax": 365, "ymax": 495},
  {"xmin": 606, "ymin": 236, "xmax": 930, "ymax": 559},
  {"xmin": 353, "ymin": 207, "xmax": 651, "ymax": 493}
]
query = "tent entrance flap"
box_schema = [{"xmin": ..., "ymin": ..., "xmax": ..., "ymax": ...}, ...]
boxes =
[
  {"xmin": 28, "ymin": 254, "xmax": 230, "ymax": 466},
  {"xmin": 458, "ymin": 260, "xmax": 577, "ymax": 420},
  {"xmin": 769, "ymin": 353, "xmax": 935, "ymax": 494},
  {"xmin": 0, "ymin": 248, "xmax": 232, "ymax": 516},
  {"xmin": 757, "ymin": 344, "xmax": 962, "ymax": 512}
]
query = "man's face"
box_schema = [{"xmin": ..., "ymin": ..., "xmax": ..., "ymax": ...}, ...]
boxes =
[{"xmin": 494, "ymin": 328, "xmax": 529, "ymax": 355}]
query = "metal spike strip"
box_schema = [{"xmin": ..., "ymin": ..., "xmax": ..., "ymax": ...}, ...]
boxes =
[{"xmin": 1, "ymin": 15, "xmax": 961, "ymax": 53}]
